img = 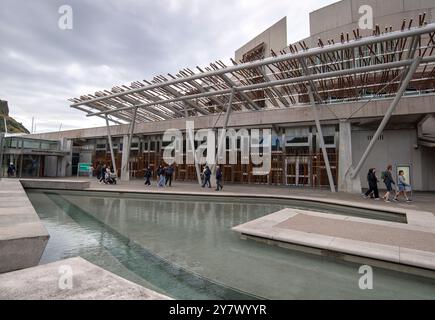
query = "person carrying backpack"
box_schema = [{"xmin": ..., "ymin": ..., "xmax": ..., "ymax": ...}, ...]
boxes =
[{"xmin": 382, "ymin": 165, "xmax": 396, "ymax": 203}]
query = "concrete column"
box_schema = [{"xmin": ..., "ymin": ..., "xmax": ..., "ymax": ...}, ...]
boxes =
[
  {"xmin": 338, "ymin": 120, "xmax": 361, "ymax": 193},
  {"xmin": 121, "ymin": 135, "xmax": 130, "ymax": 181},
  {"xmin": 57, "ymin": 139, "xmax": 72, "ymax": 177}
]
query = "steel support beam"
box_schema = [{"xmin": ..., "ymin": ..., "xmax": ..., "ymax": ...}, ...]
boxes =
[
  {"xmin": 84, "ymin": 55, "xmax": 435, "ymax": 118},
  {"xmin": 122, "ymin": 106, "xmax": 138, "ymax": 181},
  {"xmin": 216, "ymin": 87, "xmax": 236, "ymax": 165},
  {"xmin": 211, "ymin": 88, "xmax": 236, "ymax": 186},
  {"xmin": 299, "ymin": 57, "xmax": 336, "ymax": 192},
  {"xmin": 220, "ymin": 74, "xmax": 261, "ymax": 110},
  {"xmin": 257, "ymin": 67, "xmax": 290, "ymax": 107},
  {"xmin": 71, "ymin": 23, "xmax": 435, "ymax": 108},
  {"xmin": 350, "ymin": 56, "xmax": 422, "ymax": 179},
  {"xmin": 105, "ymin": 116, "xmax": 118, "ymax": 177},
  {"xmin": 307, "ymin": 87, "xmax": 336, "ymax": 192}
]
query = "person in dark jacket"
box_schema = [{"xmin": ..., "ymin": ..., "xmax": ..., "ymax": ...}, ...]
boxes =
[
  {"xmin": 215, "ymin": 166, "xmax": 223, "ymax": 191},
  {"xmin": 7, "ymin": 163, "xmax": 16, "ymax": 177},
  {"xmin": 144, "ymin": 166, "xmax": 152, "ymax": 186},
  {"xmin": 165, "ymin": 164, "xmax": 174, "ymax": 187},
  {"xmin": 157, "ymin": 165, "xmax": 166, "ymax": 187},
  {"xmin": 99, "ymin": 164, "xmax": 107, "ymax": 183},
  {"xmin": 363, "ymin": 168, "xmax": 380, "ymax": 200},
  {"xmin": 96, "ymin": 163, "xmax": 102, "ymax": 180},
  {"xmin": 202, "ymin": 166, "xmax": 212, "ymax": 188},
  {"xmin": 382, "ymin": 165, "xmax": 396, "ymax": 203}
]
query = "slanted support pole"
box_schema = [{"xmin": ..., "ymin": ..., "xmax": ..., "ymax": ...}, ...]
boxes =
[
  {"xmin": 307, "ymin": 87, "xmax": 336, "ymax": 192},
  {"xmin": 350, "ymin": 56, "xmax": 422, "ymax": 179},
  {"xmin": 299, "ymin": 57, "xmax": 336, "ymax": 192},
  {"xmin": 105, "ymin": 116, "xmax": 118, "ymax": 177},
  {"xmin": 211, "ymin": 88, "xmax": 236, "ymax": 186},
  {"xmin": 121, "ymin": 107, "xmax": 138, "ymax": 181},
  {"xmin": 217, "ymin": 88, "xmax": 236, "ymax": 158},
  {"xmin": 186, "ymin": 120, "xmax": 202, "ymax": 186}
]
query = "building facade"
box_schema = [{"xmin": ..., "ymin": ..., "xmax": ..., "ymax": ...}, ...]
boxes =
[{"xmin": 6, "ymin": 0, "xmax": 435, "ymax": 192}]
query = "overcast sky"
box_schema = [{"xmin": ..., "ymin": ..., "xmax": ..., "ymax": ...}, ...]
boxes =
[{"xmin": 0, "ymin": 0, "xmax": 338, "ymax": 133}]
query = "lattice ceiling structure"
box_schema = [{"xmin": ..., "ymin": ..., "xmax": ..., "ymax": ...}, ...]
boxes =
[{"xmin": 70, "ymin": 15, "xmax": 435, "ymax": 125}]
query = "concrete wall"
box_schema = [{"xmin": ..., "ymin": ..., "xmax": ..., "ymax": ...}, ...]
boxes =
[
  {"xmin": 44, "ymin": 156, "xmax": 58, "ymax": 177},
  {"xmin": 351, "ymin": 128, "xmax": 433, "ymax": 191},
  {"xmin": 303, "ymin": 0, "xmax": 435, "ymax": 47},
  {"xmin": 421, "ymin": 146, "xmax": 435, "ymax": 190},
  {"xmin": 235, "ymin": 17, "xmax": 287, "ymax": 61},
  {"xmin": 20, "ymin": 179, "xmax": 90, "ymax": 190}
]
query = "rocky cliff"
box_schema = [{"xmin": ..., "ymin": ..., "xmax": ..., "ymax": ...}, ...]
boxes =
[{"xmin": 0, "ymin": 100, "xmax": 30, "ymax": 134}]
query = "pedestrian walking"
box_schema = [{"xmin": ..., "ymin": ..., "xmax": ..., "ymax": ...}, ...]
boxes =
[
  {"xmin": 144, "ymin": 166, "xmax": 152, "ymax": 186},
  {"xmin": 7, "ymin": 162, "xmax": 15, "ymax": 177},
  {"xmin": 165, "ymin": 164, "xmax": 174, "ymax": 187},
  {"xmin": 99, "ymin": 164, "xmax": 107, "ymax": 184},
  {"xmin": 215, "ymin": 166, "xmax": 223, "ymax": 191},
  {"xmin": 202, "ymin": 166, "xmax": 212, "ymax": 188},
  {"xmin": 394, "ymin": 170, "xmax": 412, "ymax": 202},
  {"xmin": 381, "ymin": 165, "xmax": 396, "ymax": 203},
  {"xmin": 96, "ymin": 163, "xmax": 102, "ymax": 180},
  {"xmin": 363, "ymin": 168, "xmax": 380, "ymax": 200},
  {"xmin": 157, "ymin": 165, "xmax": 166, "ymax": 187}
]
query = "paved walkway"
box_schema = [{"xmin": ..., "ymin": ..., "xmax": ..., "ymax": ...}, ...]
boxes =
[
  {"xmin": 81, "ymin": 178, "xmax": 435, "ymax": 215},
  {"xmin": 0, "ymin": 257, "xmax": 170, "ymax": 300}
]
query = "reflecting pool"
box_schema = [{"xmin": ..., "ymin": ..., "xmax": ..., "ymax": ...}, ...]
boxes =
[{"xmin": 27, "ymin": 189, "xmax": 435, "ymax": 300}]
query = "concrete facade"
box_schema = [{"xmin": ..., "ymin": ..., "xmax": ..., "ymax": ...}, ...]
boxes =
[
  {"xmin": 27, "ymin": 94, "xmax": 435, "ymax": 191},
  {"xmin": 305, "ymin": 0, "xmax": 435, "ymax": 47},
  {"xmin": 235, "ymin": 17, "xmax": 287, "ymax": 62}
]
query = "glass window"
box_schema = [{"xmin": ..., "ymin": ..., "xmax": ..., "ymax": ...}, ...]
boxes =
[
  {"xmin": 286, "ymin": 128, "xmax": 310, "ymax": 146},
  {"xmin": 324, "ymin": 136, "xmax": 335, "ymax": 146},
  {"xmin": 23, "ymin": 140, "xmax": 41, "ymax": 149}
]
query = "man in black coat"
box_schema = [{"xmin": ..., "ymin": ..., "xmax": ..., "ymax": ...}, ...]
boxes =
[
  {"xmin": 165, "ymin": 164, "xmax": 174, "ymax": 187},
  {"xmin": 202, "ymin": 166, "xmax": 212, "ymax": 188},
  {"xmin": 144, "ymin": 166, "xmax": 152, "ymax": 186},
  {"xmin": 363, "ymin": 168, "xmax": 380, "ymax": 199},
  {"xmin": 215, "ymin": 166, "xmax": 223, "ymax": 191}
]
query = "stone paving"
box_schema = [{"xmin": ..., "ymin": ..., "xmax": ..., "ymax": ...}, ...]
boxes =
[
  {"xmin": 68, "ymin": 177, "xmax": 435, "ymax": 214},
  {"xmin": 0, "ymin": 179, "xmax": 49, "ymax": 273},
  {"xmin": 0, "ymin": 257, "xmax": 170, "ymax": 300}
]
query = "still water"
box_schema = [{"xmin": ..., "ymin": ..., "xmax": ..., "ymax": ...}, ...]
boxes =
[{"xmin": 27, "ymin": 189, "xmax": 435, "ymax": 300}]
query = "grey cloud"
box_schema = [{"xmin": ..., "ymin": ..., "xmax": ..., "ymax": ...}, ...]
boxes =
[{"xmin": 0, "ymin": 0, "xmax": 336, "ymax": 132}]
